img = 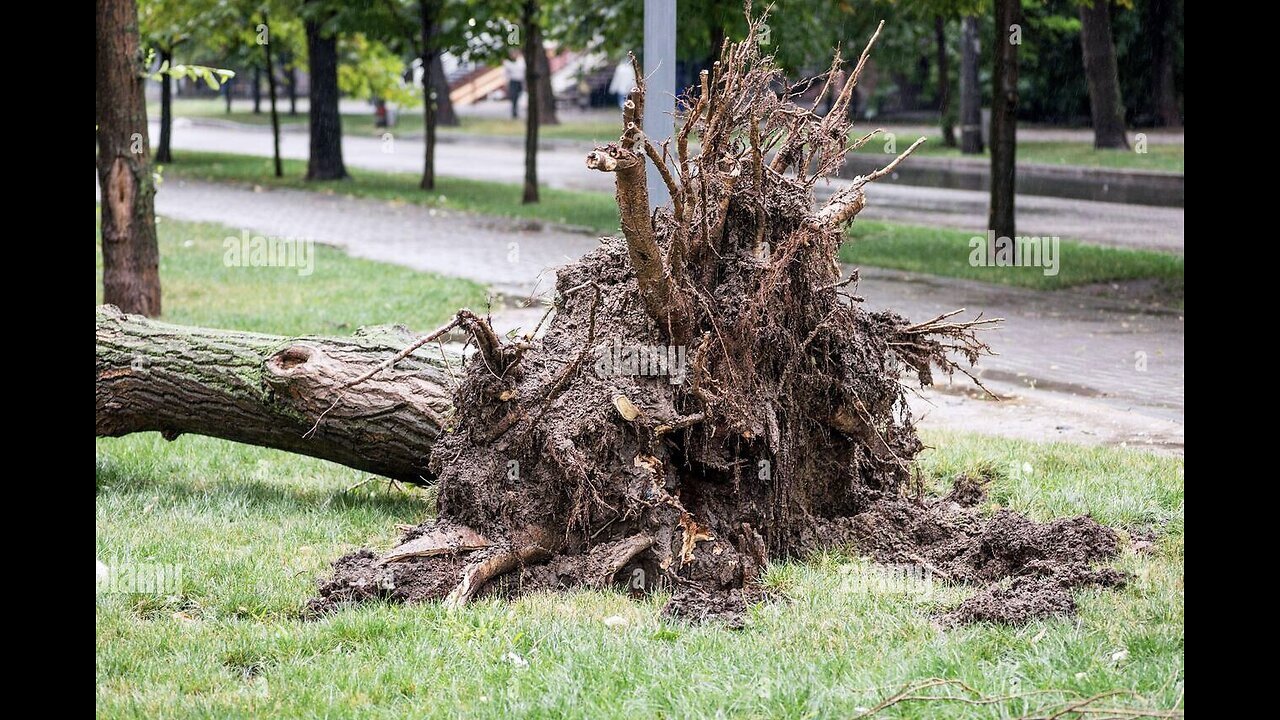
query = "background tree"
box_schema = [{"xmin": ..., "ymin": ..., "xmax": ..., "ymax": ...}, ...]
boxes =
[
  {"xmin": 1143, "ymin": 0, "xmax": 1180, "ymax": 127},
  {"xmin": 261, "ymin": 9, "xmax": 284, "ymax": 177},
  {"xmin": 303, "ymin": 0, "xmax": 348, "ymax": 180},
  {"xmin": 414, "ymin": 0, "xmax": 468, "ymax": 188},
  {"xmin": 989, "ymin": 0, "xmax": 1020, "ymax": 238},
  {"xmin": 1077, "ymin": 0, "xmax": 1128, "ymax": 148},
  {"xmin": 418, "ymin": 0, "xmax": 446, "ymax": 189},
  {"xmin": 264, "ymin": 15, "xmax": 307, "ymax": 118},
  {"xmin": 934, "ymin": 15, "xmax": 956, "ymax": 146},
  {"xmin": 139, "ymin": 0, "xmax": 229, "ymax": 163},
  {"xmin": 520, "ymin": 0, "xmax": 542, "ymax": 202},
  {"xmin": 959, "ymin": 14, "xmax": 983, "ymax": 153},
  {"xmin": 341, "ymin": 0, "xmax": 464, "ymax": 190},
  {"xmin": 97, "ymin": 0, "xmax": 162, "ymax": 316},
  {"xmin": 461, "ymin": 0, "xmax": 558, "ymax": 203}
]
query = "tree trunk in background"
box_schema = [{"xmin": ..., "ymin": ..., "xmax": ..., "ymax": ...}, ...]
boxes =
[
  {"xmin": 225, "ymin": 76, "xmax": 233, "ymax": 113},
  {"xmin": 252, "ymin": 65, "xmax": 262, "ymax": 114},
  {"xmin": 420, "ymin": 0, "xmax": 442, "ymax": 190},
  {"xmin": 96, "ymin": 306, "xmax": 458, "ymax": 485},
  {"xmin": 959, "ymin": 16, "xmax": 983, "ymax": 154},
  {"xmin": 96, "ymin": 0, "xmax": 162, "ymax": 317},
  {"xmin": 305, "ymin": 6, "xmax": 348, "ymax": 180},
  {"xmin": 430, "ymin": 53, "xmax": 458, "ymax": 126},
  {"xmin": 1078, "ymin": 0, "xmax": 1129, "ymax": 148},
  {"xmin": 1147, "ymin": 0, "xmax": 1180, "ymax": 127},
  {"xmin": 521, "ymin": 0, "xmax": 541, "ymax": 203},
  {"xmin": 535, "ymin": 45, "xmax": 559, "ymax": 125},
  {"xmin": 286, "ymin": 54, "xmax": 299, "ymax": 116},
  {"xmin": 263, "ymin": 14, "xmax": 283, "ymax": 178},
  {"xmin": 156, "ymin": 47, "xmax": 174, "ymax": 163},
  {"xmin": 989, "ymin": 0, "xmax": 1019, "ymax": 240},
  {"xmin": 935, "ymin": 16, "xmax": 956, "ymax": 147},
  {"xmin": 707, "ymin": 4, "xmax": 727, "ymax": 72}
]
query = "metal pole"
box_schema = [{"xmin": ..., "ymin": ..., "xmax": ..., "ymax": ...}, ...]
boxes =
[{"xmin": 643, "ymin": 0, "xmax": 676, "ymax": 208}]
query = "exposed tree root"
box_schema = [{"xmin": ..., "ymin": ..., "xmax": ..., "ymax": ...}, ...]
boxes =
[{"xmin": 308, "ymin": 6, "xmax": 1124, "ymax": 628}]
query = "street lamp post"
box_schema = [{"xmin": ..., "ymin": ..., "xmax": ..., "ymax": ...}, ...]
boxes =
[{"xmin": 643, "ymin": 0, "xmax": 676, "ymax": 208}]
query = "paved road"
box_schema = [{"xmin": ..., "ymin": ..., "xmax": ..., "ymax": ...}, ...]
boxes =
[
  {"xmin": 155, "ymin": 120, "xmax": 1185, "ymax": 253},
  {"xmin": 152, "ymin": 180, "xmax": 1184, "ymax": 453}
]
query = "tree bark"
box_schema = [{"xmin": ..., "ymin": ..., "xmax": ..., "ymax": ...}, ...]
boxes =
[
  {"xmin": 535, "ymin": 44, "xmax": 559, "ymax": 125},
  {"xmin": 263, "ymin": 14, "xmax": 283, "ymax": 178},
  {"xmin": 252, "ymin": 65, "xmax": 263, "ymax": 114},
  {"xmin": 429, "ymin": 53, "xmax": 458, "ymax": 126},
  {"xmin": 935, "ymin": 16, "xmax": 956, "ymax": 147},
  {"xmin": 156, "ymin": 47, "xmax": 174, "ymax": 163},
  {"xmin": 1146, "ymin": 0, "xmax": 1180, "ymax": 127},
  {"xmin": 521, "ymin": 0, "xmax": 541, "ymax": 203},
  {"xmin": 96, "ymin": 0, "xmax": 162, "ymax": 317},
  {"xmin": 225, "ymin": 75, "xmax": 233, "ymax": 113},
  {"xmin": 420, "ymin": 0, "xmax": 442, "ymax": 190},
  {"xmin": 1078, "ymin": 0, "xmax": 1129, "ymax": 148},
  {"xmin": 305, "ymin": 4, "xmax": 349, "ymax": 181},
  {"xmin": 286, "ymin": 59, "xmax": 299, "ymax": 116},
  {"xmin": 96, "ymin": 306, "xmax": 460, "ymax": 484},
  {"xmin": 989, "ymin": 0, "xmax": 1019, "ymax": 240},
  {"xmin": 959, "ymin": 16, "xmax": 983, "ymax": 154}
]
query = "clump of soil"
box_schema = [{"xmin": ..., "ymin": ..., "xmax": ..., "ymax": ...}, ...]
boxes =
[
  {"xmin": 306, "ymin": 10, "xmax": 1127, "ymax": 628},
  {"xmin": 818, "ymin": 488, "xmax": 1126, "ymax": 625},
  {"xmin": 944, "ymin": 473, "xmax": 991, "ymax": 507}
]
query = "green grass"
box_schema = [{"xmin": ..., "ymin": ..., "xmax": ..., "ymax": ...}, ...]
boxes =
[
  {"xmin": 166, "ymin": 98, "xmax": 620, "ymax": 142},
  {"xmin": 95, "ymin": 214, "xmax": 486, "ymax": 335},
  {"xmin": 162, "ymin": 151, "xmax": 1183, "ymax": 296},
  {"xmin": 168, "ymin": 99, "xmax": 1183, "ymax": 171},
  {"xmin": 844, "ymin": 220, "xmax": 1185, "ymax": 293},
  {"xmin": 162, "ymin": 151, "xmax": 622, "ymax": 236},
  {"xmin": 854, "ymin": 132, "xmax": 1185, "ymax": 173},
  {"xmin": 97, "ymin": 432, "xmax": 1184, "ymax": 719},
  {"xmin": 96, "ymin": 215, "xmax": 1182, "ymax": 718}
]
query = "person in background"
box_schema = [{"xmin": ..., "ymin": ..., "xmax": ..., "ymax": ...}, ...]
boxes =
[
  {"xmin": 503, "ymin": 53, "xmax": 526, "ymax": 119},
  {"xmin": 609, "ymin": 55, "xmax": 636, "ymax": 109}
]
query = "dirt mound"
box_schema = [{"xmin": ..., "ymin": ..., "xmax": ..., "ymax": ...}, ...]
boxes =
[{"xmin": 308, "ymin": 476, "xmax": 1126, "ymax": 625}]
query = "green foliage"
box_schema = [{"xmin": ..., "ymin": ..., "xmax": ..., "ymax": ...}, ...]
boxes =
[
  {"xmin": 339, "ymin": 34, "xmax": 421, "ymax": 106},
  {"xmin": 145, "ymin": 54, "xmax": 237, "ymax": 90}
]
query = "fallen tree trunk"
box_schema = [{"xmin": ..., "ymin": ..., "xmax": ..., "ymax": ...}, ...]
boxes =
[{"xmin": 95, "ymin": 305, "xmax": 461, "ymax": 483}]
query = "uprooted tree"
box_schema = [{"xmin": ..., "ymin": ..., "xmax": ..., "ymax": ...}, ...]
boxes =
[{"xmin": 97, "ymin": 14, "xmax": 1127, "ymax": 625}]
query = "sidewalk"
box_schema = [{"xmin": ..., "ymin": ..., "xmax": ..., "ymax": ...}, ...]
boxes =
[{"xmin": 151, "ymin": 179, "xmax": 1184, "ymax": 454}]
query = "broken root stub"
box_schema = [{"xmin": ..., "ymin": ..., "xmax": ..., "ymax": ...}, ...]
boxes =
[{"xmin": 309, "ymin": 12, "xmax": 1123, "ymax": 626}]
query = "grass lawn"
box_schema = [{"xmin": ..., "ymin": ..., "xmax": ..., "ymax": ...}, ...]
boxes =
[
  {"xmin": 166, "ymin": 98, "xmax": 620, "ymax": 143},
  {"xmin": 167, "ymin": 99, "xmax": 1183, "ymax": 172},
  {"xmin": 161, "ymin": 151, "xmax": 1184, "ymax": 295},
  {"xmin": 95, "ymin": 212, "xmax": 487, "ymax": 336},
  {"xmin": 162, "ymin": 151, "xmax": 622, "ymax": 237},
  {"xmin": 96, "ymin": 219, "xmax": 1183, "ymax": 717},
  {"xmin": 852, "ymin": 132, "xmax": 1184, "ymax": 173},
  {"xmin": 843, "ymin": 220, "xmax": 1185, "ymax": 294}
]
